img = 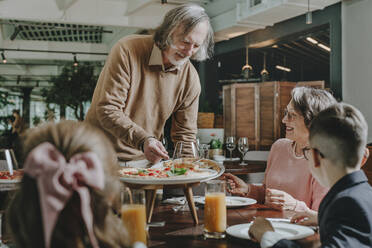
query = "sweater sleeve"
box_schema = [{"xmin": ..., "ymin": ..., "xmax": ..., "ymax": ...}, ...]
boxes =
[{"xmin": 94, "ymin": 41, "xmax": 151, "ymax": 150}]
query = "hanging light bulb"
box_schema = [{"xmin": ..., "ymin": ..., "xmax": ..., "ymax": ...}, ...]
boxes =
[
  {"xmin": 242, "ymin": 46, "xmax": 252, "ymax": 79},
  {"xmin": 260, "ymin": 52, "xmax": 269, "ymax": 75},
  {"xmin": 242, "ymin": 46, "xmax": 252, "ymax": 71},
  {"xmin": 73, "ymin": 54, "xmax": 78, "ymax": 67},
  {"xmin": 261, "ymin": 52, "xmax": 269, "ymax": 82},
  {"xmin": 306, "ymin": 0, "xmax": 312, "ymax": 24},
  {"xmin": 1, "ymin": 51, "xmax": 7, "ymax": 64}
]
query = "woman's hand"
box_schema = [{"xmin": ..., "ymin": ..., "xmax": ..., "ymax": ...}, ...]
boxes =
[
  {"xmin": 265, "ymin": 188, "xmax": 297, "ymax": 210},
  {"xmin": 222, "ymin": 173, "xmax": 249, "ymax": 197},
  {"xmin": 291, "ymin": 210, "xmax": 318, "ymax": 226}
]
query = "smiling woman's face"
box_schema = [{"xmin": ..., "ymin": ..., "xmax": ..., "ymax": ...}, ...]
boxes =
[{"xmin": 282, "ymin": 100, "xmax": 309, "ymax": 145}]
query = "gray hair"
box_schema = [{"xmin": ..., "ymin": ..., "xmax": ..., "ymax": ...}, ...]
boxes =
[
  {"xmin": 154, "ymin": 4, "xmax": 214, "ymax": 61},
  {"xmin": 291, "ymin": 87, "xmax": 337, "ymax": 128},
  {"xmin": 309, "ymin": 103, "xmax": 368, "ymax": 168}
]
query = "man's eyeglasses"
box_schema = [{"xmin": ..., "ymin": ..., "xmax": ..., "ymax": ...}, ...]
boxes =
[{"xmin": 302, "ymin": 147, "xmax": 325, "ymax": 161}]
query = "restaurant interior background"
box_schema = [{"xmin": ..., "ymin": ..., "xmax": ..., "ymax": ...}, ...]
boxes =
[{"xmin": 0, "ymin": 0, "xmax": 371, "ymax": 149}]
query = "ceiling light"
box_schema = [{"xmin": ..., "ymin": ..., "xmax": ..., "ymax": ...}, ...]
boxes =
[
  {"xmin": 317, "ymin": 43, "xmax": 331, "ymax": 52},
  {"xmin": 260, "ymin": 68, "xmax": 268, "ymax": 75},
  {"xmin": 73, "ymin": 54, "xmax": 78, "ymax": 67},
  {"xmin": 242, "ymin": 46, "xmax": 252, "ymax": 72},
  {"xmin": 261, "ymin": 52, "xmax": 269, "ymax": 76},
  {"xmin": 272, "ymin": 44, "xmax": 278, "ymax": 48},
  {"xmin": 1, "ymin": 51, "xmax": 6, "ymax": 63},
  {"xmin": 306, "ymin": 37, "xmax": 318, "ymax": 44},
  {"xmin": 306, "ymin": 0, "xmax": 312, "ymax": 24},
  {"xmin": 242, "ymin": 64, "xmax": 252, "ymax": 70},
  {"xmin": 275, "ymin": 65, "xmax": 291, "ymax": 72}
]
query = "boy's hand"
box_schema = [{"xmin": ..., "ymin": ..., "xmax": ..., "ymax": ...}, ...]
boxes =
[
  {"xmin": 265, "ymin": 188, "xmax": 297, "ymax": 210},
  {"xmin": 222, "ymin": 173, "xmax": 249, "ymax": 196},
  {"xmin": 291, "ymin": 210, "xmax": 318, "ymax": 226},
  {"xmin": 248, "ymin": 217, "xmax": 274, "ymax": 242}
]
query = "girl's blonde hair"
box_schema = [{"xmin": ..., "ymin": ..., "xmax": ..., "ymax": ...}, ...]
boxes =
[{"xmin": 7, "ymin": 120, "xmax": 129, "ymax": 248}]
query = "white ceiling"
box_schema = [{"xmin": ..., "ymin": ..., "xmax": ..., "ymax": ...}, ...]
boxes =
[{"xmin": 0, "ymin": 0, "xmax": 340, "ymax": 94}]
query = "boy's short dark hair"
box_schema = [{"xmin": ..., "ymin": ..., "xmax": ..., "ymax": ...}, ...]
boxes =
[{"xmin": 309, "ymin": 103, "xmax": 368, "ymax": 168}]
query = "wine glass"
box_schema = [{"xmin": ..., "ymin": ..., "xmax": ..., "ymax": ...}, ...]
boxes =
[
  {"xmin": 161, "ymin": 136, "xmax": 168, "ymax": 152},
  {"xmin": 172, "ymin": 141, "xmax": 199, "ymax": 160},
  {"xmin": 238, "ymin": 137, "xmax": 249, "ymax": 165},
  {"xmin": 225, "ymin": 136, "xmax": 236, "ymax": 161},
  {"xmin": 199, "ymin": 144, "xmax": 210, "ymax": 159},
  {"xmin": 0, "ymin": 149, "xmax": 18, "ymax": 173},
  {"xmin": 171, "ymin": 141, "xmax": 199, "ymax": 212}
]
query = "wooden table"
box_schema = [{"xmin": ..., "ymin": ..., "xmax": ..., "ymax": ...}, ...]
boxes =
[
  {"xmin": 124, "ymin": 160, "xmax": 266, "ymax": 225},
  {"xmin": 148, "ymin": 203, "xmax": 320, "ymax": 248},
  {"xmin": 224, "ymin": 160, "xmax": 267, "ymax": 175}
]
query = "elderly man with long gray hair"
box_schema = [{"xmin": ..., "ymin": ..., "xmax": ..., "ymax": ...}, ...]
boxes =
[{"xmin": 86, "ymin": 4, "xmax": 214, "ymax": 163}]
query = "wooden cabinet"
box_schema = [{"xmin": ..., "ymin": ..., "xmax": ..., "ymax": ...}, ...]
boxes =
[{"xmin": 223, "ymin": 81, "xmax": 324, "ymax": 150}]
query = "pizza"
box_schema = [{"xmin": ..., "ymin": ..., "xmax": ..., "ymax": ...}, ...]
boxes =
[
  {"xmin": 0, "ymin": 170, "xmax": 23, "ymax": 181},
  {"xmin": 119, "ymin": 167, "xmax": 171, "ymax": 179},
  {"xmin": 118, "ymin": 158, "xmax": 221, "ymax": 180}
]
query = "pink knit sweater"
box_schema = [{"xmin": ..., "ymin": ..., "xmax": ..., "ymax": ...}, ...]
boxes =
[{"xmin": 248, "ymin": 138, "xmax": 329, "ymax": 211}]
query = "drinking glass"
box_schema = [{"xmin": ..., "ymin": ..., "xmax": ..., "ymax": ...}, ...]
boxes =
[
  {"xmin": 172, "ymin": 141, "xmax": 199, "ymax": 160},
  {"xmin": 161, "ymin": 136, "xmax": 168, "ymax": 151},
  {"xmin": 238, "ymin": 137, "xmax": 249, "ymax": 165},
  {"xmin": 121, "ymin": 188, "xmax": 147, "ymax": 246},
  {"xmin": 0, "ymin": 149, "xmax": 18, "ymax": 173},
  {"xmin": 225, "ymin": 136, "xmax": 236, "ymax": 161},
  {"xmin": 171, "ymin": 141, "xmax": 199, "ymax": 212},
  {"xmin": 203, "ymin": 180, "xmax": 226, "ymax": 239},
  {"xmin": 199, "ymin": 144, "xmax": 210, "ymax": 159}
]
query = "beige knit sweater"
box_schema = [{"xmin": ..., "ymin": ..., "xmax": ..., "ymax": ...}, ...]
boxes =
[{"xmin": 85, "ymin": 35, "xmax": 201, "ymax": 161}]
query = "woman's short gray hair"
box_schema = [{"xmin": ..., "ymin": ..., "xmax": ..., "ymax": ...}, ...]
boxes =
[
  {"xmin": 154, "ymin": 4, "xmax": 214, "ymax": 61},
  {"xmin": 291, "ymin": 87, "xmax": 337, "ymax": 128}
]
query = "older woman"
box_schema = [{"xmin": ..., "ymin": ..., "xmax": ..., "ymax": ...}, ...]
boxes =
[{"xmin": 224, "ymin": 87, "xmax": 337, "ymax": 212}]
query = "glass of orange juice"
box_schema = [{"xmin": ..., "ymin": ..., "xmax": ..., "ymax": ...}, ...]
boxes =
[
  {"xmin": 203, "ymin": 180, "xmax": 226, "ymax": 239},
  {"xmin": 121, "ymin": 188, "xmax": 147, "ymax": 246}
]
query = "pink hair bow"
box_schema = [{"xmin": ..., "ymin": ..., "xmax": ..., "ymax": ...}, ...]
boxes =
[{"xmin": 23, "ymin": 142, "xmax": 104, "ymax": 248}]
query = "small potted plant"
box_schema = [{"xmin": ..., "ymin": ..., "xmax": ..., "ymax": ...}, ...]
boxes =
[{"xmin": 208, "ymin": 133, "xmax": 223, "ymax": 158}]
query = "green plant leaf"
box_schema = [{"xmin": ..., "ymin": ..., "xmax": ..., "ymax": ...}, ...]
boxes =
[{"xmin": 209, "ymin": 138, "xmax": 222, "ymax": 149}]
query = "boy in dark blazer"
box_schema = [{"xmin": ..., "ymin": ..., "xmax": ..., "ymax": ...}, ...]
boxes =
[{"xmin": 249, "ymin": 102, "xmax": 372, "ymax": 248}]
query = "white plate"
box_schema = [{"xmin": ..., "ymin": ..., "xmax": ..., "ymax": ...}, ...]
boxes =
[
  {"xmin": 220, "ymin": 157, "xmax": 240, "ymax": 162},
  {"xmin": 194, "ymin": 196, "xmax": 256, "ymax": 208},
  {"xmin": 120, "ymin": 160, "xmax": 225, "ymax": 185},
  {"xmin": 0, "ymin": 178, "xmax": 21, "ymax": 184},
  {"xmin": 226, "ymin": 222, "xmax": 315, "ymax": 240}
]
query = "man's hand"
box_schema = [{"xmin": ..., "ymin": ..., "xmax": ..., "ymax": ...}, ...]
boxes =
[
  {"xmin": 143, "ymin": 137, "xmax": 169, "ymax": 164},
  {"xmin": 222, "ymin": 173, "xmax": 249, "ymax": 197},
  {"xmin": 248, "ymin": 217, "xmax": 274, "ymax": 242},
  {"xmin": 291, "ymin": 210, "xmax": 318, "ymax": 226},
  {"xmin": 265, "ymin": 188, "xmax": 297, "ymax": 211}
]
